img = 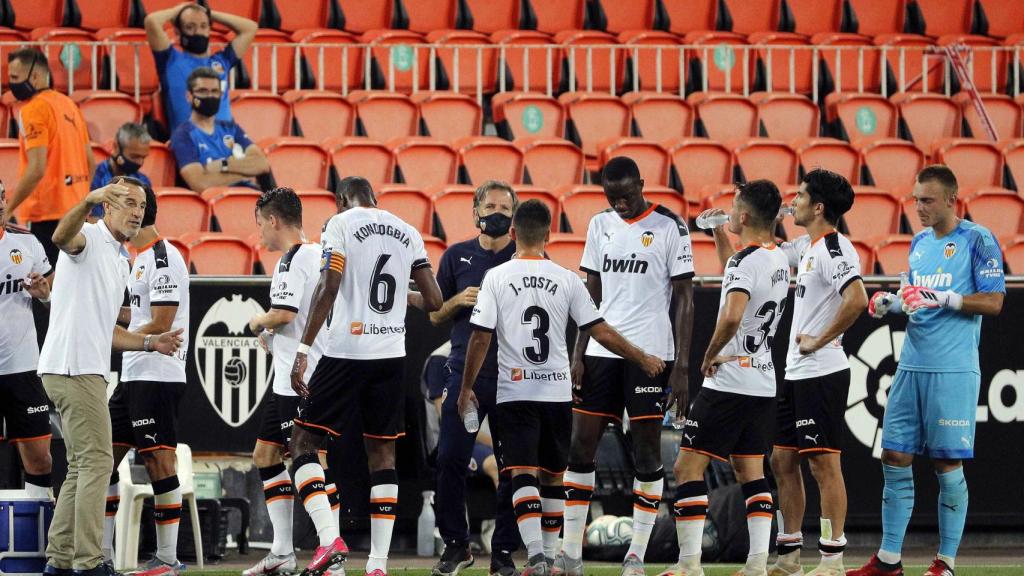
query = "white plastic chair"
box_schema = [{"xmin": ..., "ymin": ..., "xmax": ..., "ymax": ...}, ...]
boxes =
[{"xmin": 113, "ymin": 443, "xmax": 204, "ymax": 571}]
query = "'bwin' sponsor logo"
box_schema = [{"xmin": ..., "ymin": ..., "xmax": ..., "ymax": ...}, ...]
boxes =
[
  {"xmin": 602, "ymin": 254, "xmax": 648, "ymax": 274},
  {"xmin": 912, "ymin": 270, "xmax": 953, "ymax": 289}
]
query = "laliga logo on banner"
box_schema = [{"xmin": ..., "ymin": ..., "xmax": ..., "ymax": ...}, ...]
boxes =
[
  {"xmin": 194, "ymin": 295, "xmax": 273, "ymax": 427},
  {"xmin": 846, "ymin": 325, "xmax": 905, "ymax": 460}
]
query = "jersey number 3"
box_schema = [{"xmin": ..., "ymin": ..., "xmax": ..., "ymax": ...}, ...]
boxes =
[
  {"xmin": 743, "ymin": 299, "xmax": 785, "ymax": 354},
  {"xmin": 521, "ymin": 305, "xmax": 550, "ymax": 364}
]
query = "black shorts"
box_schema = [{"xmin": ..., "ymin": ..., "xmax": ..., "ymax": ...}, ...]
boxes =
[
  {"xmin": 574, "ymin": 356, "xmax": 673, "ymax": 421},
  {"xmin": 775, "ymin": 369, "xmax": 850, "ymax": 454},
  {"xmin": 257, "ymin": 393, "xmax": 301, "ymax": 450},
  {"xmin": 295, "ymin": 356, "xmax": 405, "ymax": 439},
  {"xmin": 493, "ymin": 401, "xmax": 571, "ymax": 474},
  {"xmin": 110, "ymin": 380, "xmax": 185, "ymax": 452},
  {"xmin": 0, "ymin": 371, "xmax": 53, "ymax": 442},
  {"xmin": 680, "ymin": 388, "xmax": 775, "ymax": 461}
]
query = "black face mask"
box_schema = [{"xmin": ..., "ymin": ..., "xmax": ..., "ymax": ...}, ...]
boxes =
[
  {"xmin": 115, "ymin": 153, "xmax": 142, "ymax": 175},
  {"xmin": 179, "ymin": 33, "xmax": 210, "ymax": 55},
  {"xmin": 478, "ymin": 212, "xmax": 512, "ymax": 237},
  {"xmin": 11, "ymin": 56, "xmax": 38, "ymax": 102},
  {"xmin": 192, "ymin": 95, "xmax": 221, "ymax": 117}
]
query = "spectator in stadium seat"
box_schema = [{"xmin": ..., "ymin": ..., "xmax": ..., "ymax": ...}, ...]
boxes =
[
  {"xmin": 89, "ymin": 123, "xmax": 153, "ymax": 221},
  {"xmin": 169, "ymin": 67, "xmax": 270, "ymax": 193},
  {"xmin": 146, "ymin": 1, "xmax": 257, "ymax": 134},
  {"xmin": 3, "ymin": 48, "xmax": 95, "ymax": 266}
]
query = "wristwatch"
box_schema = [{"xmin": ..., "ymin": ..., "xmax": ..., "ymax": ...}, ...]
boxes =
[{"xmin": 220, "ymin": 158, "xmax": 230, "ymax": 173}]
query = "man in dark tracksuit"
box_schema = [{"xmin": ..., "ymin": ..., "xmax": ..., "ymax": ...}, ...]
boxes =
[{"xmin": 430, "ymin": 181, "xmax": 520, "ymax": 576}]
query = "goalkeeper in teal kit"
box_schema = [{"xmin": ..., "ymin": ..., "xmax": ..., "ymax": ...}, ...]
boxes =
[{"xmin": 850, "ymin": 165, "xmax": 1004, "ymax": 576}]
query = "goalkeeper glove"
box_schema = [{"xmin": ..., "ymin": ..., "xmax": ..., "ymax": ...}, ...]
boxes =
[
  {"xmin": 868, "ymin": 291, "xmax": 901, "ymax": 318},
  {"xmin": 899, "ymin": 285, "xmax": 963, "ymax": 314}
]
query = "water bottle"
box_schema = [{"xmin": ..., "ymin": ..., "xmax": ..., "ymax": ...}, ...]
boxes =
[
  {"xmin": 899, "ymin": 271, "xmax": 910, "ymax": 289},
  {"xmin": 417, "ymin": 490, "xmax": 436, "ymax": 557},
  {"xmin": 463, "ymin": 405, "xmax": 480, "ymax": 433},
  {"xmin": 778, "ymin": 206, "xmax": 794, "ymax": 219},
  {"xmin": 696, "ymin": 212, "xmax": 730, "ymax": 230}
]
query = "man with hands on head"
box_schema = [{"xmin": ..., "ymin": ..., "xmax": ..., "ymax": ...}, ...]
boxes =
[{"xmin": 39, "ymin": 176, "xmax": 183, "ymax": 576}]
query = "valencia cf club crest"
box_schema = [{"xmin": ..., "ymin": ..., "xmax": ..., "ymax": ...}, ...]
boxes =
[
  {"xmin": 640, "ymin": 231, "xmax": 654, "ymax": 247},
  {"xmin": 9, "ymin": 249, "xmax": 22, "ymax": 265},
  {"xmin": 944, "ymin": 242, "xmax": 957, "ymax": 259},
  {"xmin": 135, "ymin": 265, "xmax": 146, "ymax": 281},
  {"xmin": 194, "ymin": 295, "xmax": 273, "ymax": 427}
]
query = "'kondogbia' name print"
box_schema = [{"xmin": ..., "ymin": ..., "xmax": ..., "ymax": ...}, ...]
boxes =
[{"xmin": 353, "ymin": 223, "xmax": 411, "ymax": 247}]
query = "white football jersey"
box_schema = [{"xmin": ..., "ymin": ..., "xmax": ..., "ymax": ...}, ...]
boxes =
[
  {"xmin": 0, "ymin": 228, "xmax": 51, "ymax": 375},
  {"xmin": 579, "ymin": 204, "xmax": 694, "ymax": 361},
  {"xmin": 782, "ymin": 232, "xmax": 862, "ymax": 380},
  {"xmin": 122, "ymin": 239, "xmax": 190, "ymax": 382},
  {"xmin": 269, "ymin": 243, "xmax": 328, "ymax": 395},
  {"xmin": 702, "ymin": 244, "xmax": 790, "ymax": 398},
  {"xmin": 321, "ymin": 207, "xmax": 430, "ymax": 359},
  {"xmin": 470, "ymin": 257, "xmax": 604, "ymax": 404}
]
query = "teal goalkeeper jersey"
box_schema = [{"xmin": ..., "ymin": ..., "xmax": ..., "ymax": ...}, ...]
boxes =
[{"xmin": 900, "ymin": 220, "xmax": 1005, "ymax": 373}]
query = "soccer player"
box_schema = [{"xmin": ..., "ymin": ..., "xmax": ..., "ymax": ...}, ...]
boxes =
[
  {"xmin": 558, "ymin": 157, "xmax": 694, "ymax": 576},
  {"xmin": 289, "ymin": 176, "xmax": 443, "ymax": 576},
  {"xmin": 0, "ymin": 181, "xmax": 55, "ymax": 500},
  {"xmin": 102, "ymin": 182, "xmax": 190, "ymax": 576},
  {"xmin": 457, "ymin": 199, "xmax": 665, "ymax": 576},
  {"xmin": 850, "ymin": 165, "xmax": 1004, "ymax": 576},
  {"xmin": 660, "ymin": 180, "xmax": 790, "ymax": 576},
  {"xmin": 243, "ymin": 188, "xmax": 334, "ymax": 576}
]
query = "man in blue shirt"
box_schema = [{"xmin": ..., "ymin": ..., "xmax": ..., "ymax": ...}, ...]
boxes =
[
  {"xmin": 169, "ymin": 67, "xmax": 270, "ymax": 193},
  {"xmin": 429, "ymin": 181, "xmax": 520, "ymax": 576},
  {"xmin": 90, "ymin": 123, "xmax": 152, "ymax": 221},
  {"xmin": 145, "ymin": 2, "xmax": 257, "ymax": 134},
  {"xmin": 853, "ymin": 165, "xmax": 1005, "ymax": 576}
]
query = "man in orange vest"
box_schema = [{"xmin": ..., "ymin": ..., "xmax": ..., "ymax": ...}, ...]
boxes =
[{"xmin": 3, "ymin": 48, "xmax": 95, "ymax": 264}]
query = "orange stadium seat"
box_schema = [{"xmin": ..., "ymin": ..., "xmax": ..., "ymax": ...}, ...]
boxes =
[
  {"xmin": 455, "ymin": 136, "xmax": 524, "ymax": 185},
  {"xmin": 0, "ymin": 29, "xmax": 26, "ymax": 92},
  {"xmin": 434, "ymin": 187, "xmax": 478, "ymax": 242},
  {"xmin": 423, "ymin": 235, "xmax": 447, "ymax": 269},
  {"xmin": 954, "ymin": 93, "xmax": 1022, "ymax": 140},
  {"xmin": 93, "ymin": 28, "xmax": 161, "ymax": 98},
  {"xmin": 30, "ymin": 28, "xmax": 98, "ymax": 94},
  {"xmin": 72, "ymin": 91, "xmax": 142, "ymax": 144},
  {"xmin": 748, "ymin": 33, "xmax": 814, "ymax": 94},
  {"xmin": 491, "ymin": 31, "xmax": 560, "ymax": 93},
  {"xmin": 914, "ymin": 0, "xmax": 974, "ymax": 37},
  {"xmin": 623, "ymin": 92, "xmax": 693, "ymax": 143},
  {"xmin": 705, "ymin": 188, "xmax": 736, "ymax": 212},
  {"xmin": 827, "ymin": 93, "xmax": 898, "ymax": 145},
  {"xmin": 598, "ymin": 139, "xmax": 670, "ymax": 187},
  {"xmin": 231, "ymin": 91, "xmax": 292, "ymax": 142},
  {"xmin": 337, "ymin": 0, "xmax": 394, "ymax": 33},
  {"xmin": 141, "ymin": 142, "xmax": 178, "ymax": 188},
  {"xmin": 902, "ymin": 195, "xmax": 966, "ymax": 233},
  {"xmin": 516, "ymin": 137, "xmax": 585, "ymax": 191},
  {"xmin": 532, "ymin": 0, "xmax": 586, "ymax": 35},
  {"xmin": 932, "ymin": 139, "xmax": 1005, "ymax": 194},
  {"xmin": 377, "ymin": 186, "xmax": 433, "ymax": 233},
  {"xmin": 645, "ymin": 188, "xmax": 689, "ymax": 221},
  {"xmin": 462, "ymin": 0, "xmax": 522, "ymax": 34},
  {"xmin": 793, "ymin": 137, "xmax": 860, "ymax": 184},
  {"xmin": 690, "ymin": 236, "xmax": 724, "ymax": 275},
  {"xmin": 285, "ymin": 90, "xmax": 355, "ymax": 142},
  {"xmin": 0, "ymin": 104, "xmax": 9, "ymax": 138},
  {"xmin": 937, "ymin": 35, "xmax": 1005, "ymax": 93},
  {"xmin": 812, "ymin": 34, "xmax": 883, "ymax": 94},
  {"xmin": 154, "ymin": 189, "xmax": 209, "ymax": 238},
  {"xmin": 8, "ymin": 0, "xmax": 68, "ymax": 30},
  {"xmin": 361, "ymin": 30, "xmax": 430, "ymax": 92},
  {"xmin": 751, "ymin": 92, "xmax": 820, "ymax": 140},
  {"xmin": 427, "ymin": 30, "xmax": 498, "ymax": 94},
  {"xmin": 292, "ymin": 29, "xmax": 364, "ymax": 93},
  {"xmin": 842, "ymin": 187, "xmax": 901, "ymax": 240},
  {"xmin": 276, "ymin": 0, "xmax": 335, "ymax": 32},
  {"xmin": 874, "ymin": 235, "xmax": 913, "ymax": 274},
  {"xmin": 733, "ymin": 139, "xmax": 798, "ymax": 185},
  {"xmin": 137, "ymin": 0, "xmax": 187, "ymax": 16},
  {"xmin": 391, "ymin": 137, "xmax": 458, "ymax": 189},
  {"xmin": 851, "ymin": 239, "xmax": 876, "ymax": 273},
  {"xmin": 873, "ymin": 34, "xmax": 945, "ymax": 93},
  {"xmin": 560, "ymin": 92, "xmax": 631, "ymax": 169},
  {"xmin": 263, "ymin": 138, "xmax": 331, "ymax": 189},
  {"xmin": 685, "ymin": 32, "xmax": 754, "ymax": 94},
  {"xmin": 91, "ymin": 141, "xmax": 110, "ymax": 164},
  {"xmin": 203, "ymin": 187, "xmax": 261, "ymax": 238},
  {"xmin": 725, "ymin": 0, "xmax": 785, "ymax": 36},
  {"xmin": 690, "ymin": 92, "xmax": 758, "ymax": 141},
  {"xmin": 515, "ymin": 186, "xmax": 562, "ymax": 232},
  {"xmin": 561, "ymin": 187, "xmax": 611, "ymax": 234},
  {"xmin": 178, "ymin": 232, "xmax": 254, "ymax": 275},
  {"xmin": 400, "ymin": 0, "xmax": 457, "ymax": 33},
  {"xmin": 847, "ymin": 0, "xmax": 908, "ymax": 37},
  {"xmin": 76, "ymin": 0, "xmax": 133, "ymax": 31},
  {"xmin": 859, "ymin": 138, "xmax": 925, "ymax": 193},
  {"xmin": 618, "ymin": 31, "xmax": 684, "ymax": 94},
  {"xmin": 556, "ymin": 30, "xmax": 625, "ymax": 93},
  {"xmin": 892, "ymin": 93, "xmax": 961, "ymax": 152},
  {"xmin": 296, "ymin": 189, "xmax": 338, "ymax": 241},
  {"xmin": 978, "ymin": 0, "xmax": 1024, "ymax": 39},
  {"xmin": 593, "ymin": 0, "xmax": 656, "ymax": 33},
  {"xmin": 412, "ymin": 92, "xmax": 482, "ymax": 145},
  {"xmin": 253, "ymin": 240, "xmax": 278, "ymax": 275},
  {"xmin": 206, "ymin": 0, "xmax": 265, "ymax": 29},
  {"xmin": 787, "ymin": 0, "xmax": 843, "ymax": 35},
  {"xmin": 660, "ymin": 0, "xmax": 717, "ymax": 36},
  {"xmin": 492, "ymin": 92, "xmax": 565, "ymax": 141},
  {"xmin": 324, "ymin": 137, "xmax": 394, "ymax": 191},
  {"xmin": 1002, "ymin": 139, "xmax": 1024, "ymax": 190},
  {"xmin": 349, "ymin": 91, "xmax": 419, "ymax": 143},
  {"xmin": 664, "ymin": 138, "xmax": 734, "ymax": 210},
  {"xmin": 1002, "ymin": 236, "xmax": 1024, "ymax": 273},
  {"xmin": 965, "ymin": 191, "xmax": 1024, "ymax": 239},
  {"xmin": 546, "ymin": 235, "xmax": 586, "ymax": 272},
  {"xmin": 239, "ymin": 30, "xmax": 299, "ymax": 92}
]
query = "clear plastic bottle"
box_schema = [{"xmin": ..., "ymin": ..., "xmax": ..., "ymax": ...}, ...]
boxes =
[
  {"xmin": 695, "ymin": 213, "xmax": 730, "ymax": 230},
  {"xmin": 417, "ymin": 490, "xmax": 436, "ymax": 557},
  {"xmin": 463, "ymin": 405, "xmax": 480, "ymax": 433}
]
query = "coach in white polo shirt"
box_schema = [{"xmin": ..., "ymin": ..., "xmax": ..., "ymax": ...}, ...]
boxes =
[{"xmin": 38, "ymin": 175, "xmax": 183, "ymax": 576}]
